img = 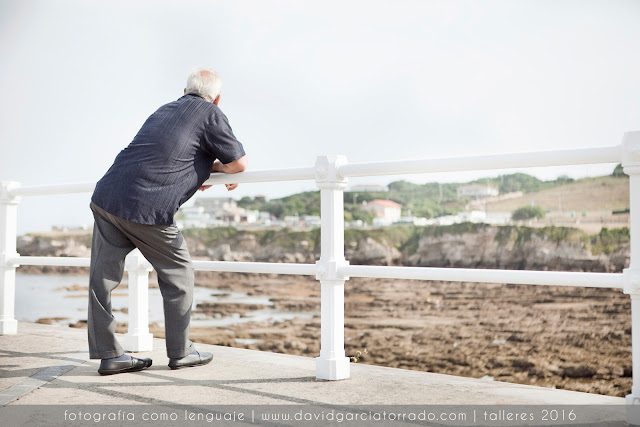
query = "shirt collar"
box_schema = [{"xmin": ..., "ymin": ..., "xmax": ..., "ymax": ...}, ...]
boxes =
[{"xmin": 183, "ymin": 93, "xmax": 206, "ymax": 101}]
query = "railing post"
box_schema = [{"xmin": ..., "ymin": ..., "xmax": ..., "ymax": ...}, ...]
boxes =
[
  {"xmin": 315, "ymin": 155, "xmax": 350, "ymax": 380},
  {"xmin": 623, "ymin": 132, "xmax": 640, "ymax": 423},
  {"xmin": 0, "ymin": 182, "xmax": 20, "ymax": 335},
  {"xmin": 123, "ymin": 249, "xmax": 154, "ymax": 352}
]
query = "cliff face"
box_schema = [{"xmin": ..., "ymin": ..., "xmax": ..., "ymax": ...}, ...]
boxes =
[
  {"xmin": 17, "ymin": 225, "xmax": 630, "ymax": 273},
  {"xmin": 404, "ymin": 227, "xmax": 628, "ymax": 273},
  {"xmin": 17, "ymin": 234, "xmax": 92, "ymax": 258}
]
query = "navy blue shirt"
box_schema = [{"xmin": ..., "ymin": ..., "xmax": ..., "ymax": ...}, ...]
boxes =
[{"xmin": 91, "ymin": 94, "xmax": 245, "ymax": 225}]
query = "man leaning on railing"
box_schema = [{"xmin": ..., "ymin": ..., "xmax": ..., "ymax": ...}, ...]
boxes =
[{"xmin": 87, "ymin": 67, "xmax": 248, "ymax": 375}]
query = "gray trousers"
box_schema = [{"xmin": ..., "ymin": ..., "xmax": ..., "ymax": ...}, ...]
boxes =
[{"xmin": 88, "ymin": 202, "xmax": 195, "ymax": 359}]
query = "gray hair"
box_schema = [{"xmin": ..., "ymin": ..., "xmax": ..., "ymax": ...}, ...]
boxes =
[{"xmin": 185, "ymin": 67, "xmax": 222, "ymax": 102}]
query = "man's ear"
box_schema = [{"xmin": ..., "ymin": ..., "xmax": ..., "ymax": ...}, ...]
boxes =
[{"xmin": 213, "ymin": 95, "xmax": 221, "ymax": 106}]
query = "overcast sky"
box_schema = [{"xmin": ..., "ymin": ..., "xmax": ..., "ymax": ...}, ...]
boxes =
[{"xmin": 1, "ymin": 0, "xmax": 639, "ymax": 234}]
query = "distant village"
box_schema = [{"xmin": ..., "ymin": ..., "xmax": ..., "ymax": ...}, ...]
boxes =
[{"xmin": 172, "ymin": 183, "xmax": 513, "ymax": 230}]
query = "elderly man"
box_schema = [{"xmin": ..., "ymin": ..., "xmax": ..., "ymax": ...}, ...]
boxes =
[{"xmin": 88, "ymin": 67, "xmax": 247, "ymax": 375}]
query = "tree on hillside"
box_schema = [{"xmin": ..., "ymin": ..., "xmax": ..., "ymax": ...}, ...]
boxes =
[
  {"xmin": 238, "ymin": 191, "xmax": 320, "ymax": 219},
  {"xmin": 554, "ymin": 175, "xmax": 574, "ymax": 185},
  {"xmin": 475, "ymin": 173, "xmax": 550, "ymax": 194},
  {"xmin": 612, "ymin": 164, "xmax": 628, "ymax": 177},
  {"xmin": 512, "ymin": 205, "xmax": 546, "ymax": 221}
]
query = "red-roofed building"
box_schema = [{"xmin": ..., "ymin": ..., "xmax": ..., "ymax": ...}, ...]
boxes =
[{"xmin": 362, "ymin": 199, "xmax": 402, "ymax": 224}]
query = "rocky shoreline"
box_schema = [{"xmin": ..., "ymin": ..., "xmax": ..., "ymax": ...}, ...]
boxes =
[{"xmin": 107, "ymin": 272, "xmax": 630, "ymax": 397}]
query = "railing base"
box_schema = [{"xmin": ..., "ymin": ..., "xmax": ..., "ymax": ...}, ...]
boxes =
[
  {"xmin": 123, "ymin": 332, "xmax": 154, "ymax": 352},
  {"xmin": 315, "ymin": 356, "xmax": 350, "ymax": 381},
  {"xmin": 0, "ymin": 318, "xmax": 17, "ymax": 335},
  {"xmin": 627, "ymin": 394, "xmax": 640, "ymax": 425}
]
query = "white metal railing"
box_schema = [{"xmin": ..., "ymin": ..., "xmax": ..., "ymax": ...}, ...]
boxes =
[{"xmin": 1, "ymin": 132, "xmax": 640, "ymax": 405}]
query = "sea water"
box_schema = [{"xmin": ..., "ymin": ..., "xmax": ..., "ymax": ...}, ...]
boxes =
[{"xmin": 14, "ymin": 273, "xmax": 312, "ymax": 328}]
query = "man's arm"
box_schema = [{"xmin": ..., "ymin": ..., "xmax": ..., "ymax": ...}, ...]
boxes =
[
  {"xmin": 211, "ymin": 155, "xmax": 248, "ymax": 174},
  {"xmin": 199, "ymin": 155, "xmax": 248, "ymax": 192}
]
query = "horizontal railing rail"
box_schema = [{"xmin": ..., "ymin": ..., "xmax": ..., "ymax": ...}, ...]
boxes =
[
  {"xmin": 10, "ymin": 255, "xmax": 625, "ymax": 288},
  {"xmin": 11, "ymin": 256, "xmax": 91, "ymax": 268},
  {"xmin": 2, "ymin": 132, "xmax": 640, "ymax": 418},
  {"xmin": 191, "ymin": 260, "xmax": 317, "ymax": 276},
  {"xmin": 202, "ymin": 167, "xmax": 316, "ymax": 186},
  {"xmin": 10, "ymin": 182, "xmax": 97, "ymax": 198},
  {"xmin": 11, "ymin": 255, "xmax": 319, "ymax": 275},
  {"xmin": 338, "ymin": 145, "xmax": 622, "ymax": 177},
  {"xmin": 341, "ymin": 265, "xmax": 624, "ymax": 288}
]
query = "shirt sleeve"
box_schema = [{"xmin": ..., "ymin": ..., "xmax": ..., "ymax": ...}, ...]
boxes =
[{"xmin": 203, "ymin": 109, "xmax": 246, "ymax": 164}]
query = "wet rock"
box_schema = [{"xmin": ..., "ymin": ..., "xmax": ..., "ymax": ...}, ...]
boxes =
[
  {"xmin": 560, "ymin": 365, "xmax": 597, "ymax": 378},
  {"xmin": 69, "ymin": 320, "xmax": 87, "ymax": 328},
  {"xmin": 195, "ymin": 302, "xmax": 270, "ymax": 316},
  {"xmin": 35, "ymin": 317, "xmax": 69, "ymax": 325},
  {"xmin": 512, "ymin": 359, "xmax": 535, "ymax": 371},
  {"xmin": 485, "ymin": 358, "xmax": 504, "ymax": 369},
  {"xmin": 506, "ymin": 334, "xmax": 527, "ymax": 343}
]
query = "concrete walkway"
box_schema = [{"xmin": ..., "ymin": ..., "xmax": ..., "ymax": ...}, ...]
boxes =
[{"xmin": 0, "ymin": 322, "xmax": 630, "ymax": 425}]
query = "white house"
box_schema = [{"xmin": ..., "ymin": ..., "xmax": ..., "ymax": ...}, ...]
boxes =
[
  {"xmin": 456, "ymin": 184, "xmax": 499, "ymax": 200},
  {"xmin": 193, "ymin": 197, "xmax": 237, "ymax": 213},
  {"xmin": 362, "ymin": 199, "xmax": 402, "ymax": 225},
  {"xmin": 346, "ymin": 184, "xmax": 389, "ymax": 192}
]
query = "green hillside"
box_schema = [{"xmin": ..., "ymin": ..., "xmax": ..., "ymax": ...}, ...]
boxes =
[{"xmin": 237, "ymin": 167, "xmax": 628, "ymax": 221}]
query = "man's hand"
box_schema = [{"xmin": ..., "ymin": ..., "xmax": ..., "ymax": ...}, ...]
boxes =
[{"xmin": 199, "ymin": 183, "xmax": 238, "ymax": 191}]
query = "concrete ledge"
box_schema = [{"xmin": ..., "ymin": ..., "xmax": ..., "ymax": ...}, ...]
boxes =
[{"xmin": 0, "ymin": 322, "xmax": 625, "ymax": 407}]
